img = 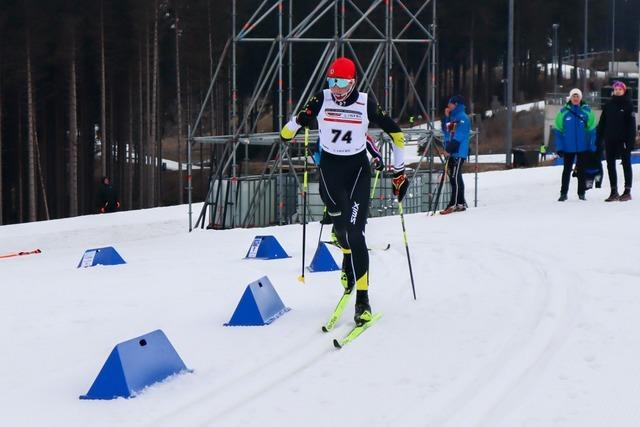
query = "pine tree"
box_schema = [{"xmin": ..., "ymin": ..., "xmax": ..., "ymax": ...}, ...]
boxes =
[
  {"xmin": 99, "ymin": 0, "xmax": 107, "ymax": 178},
  {"xmin": 26, "ymin": 23, "xmax": 37, "ymax": 222},
  {"xmin": 68, "ymin": 26, "xmax": 79, "ymax": 217}
]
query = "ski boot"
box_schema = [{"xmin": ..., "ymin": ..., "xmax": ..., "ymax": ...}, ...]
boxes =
[
  {"xmin": 354, "ymin": 291, "xmax": 373, "ymax": 326},
  {"xmin": 558, "ymin": 193, "xmax": 568, "ymax": 202}
]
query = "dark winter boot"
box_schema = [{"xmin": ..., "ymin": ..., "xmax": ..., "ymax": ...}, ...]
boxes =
[
  {"xmin": 619, "ymin": 188, "xmax": 632, "ymax": 202},
  {"xmin": 440, "ymin": 205, "xmax": 456, "ymax": 215},
  {"xmin": 354, "ymin": 291, "xmax": 372, "ymax": 326},
  {"xmin": 605, "ymin": 190, "xmax": 620, "ymax": 202},
  {"xmin": 578, "ymin": 193, "xmax": 586, "ymax": 201},
  {"xmin": 558, "ymin": 193, "xmax": 568, "ymax": 202}
]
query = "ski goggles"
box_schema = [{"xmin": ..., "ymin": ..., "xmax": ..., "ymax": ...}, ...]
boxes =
[{"xmin": 326, "ymin": 77, "xmax": 352, "ymax": 88}]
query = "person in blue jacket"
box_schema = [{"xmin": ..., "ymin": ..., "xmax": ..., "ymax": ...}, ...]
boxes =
[
  {"xmin": 440, "ymin": 95, "xmax": 471, "ymax": 214},
  {"xmin": 553, "ymin": 88, "xmax": 597, "ymax": 201}
]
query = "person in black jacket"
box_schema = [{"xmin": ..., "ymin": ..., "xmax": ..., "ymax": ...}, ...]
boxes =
[
  {"xmin": 596, "ymin": 81, "xmax": 637, "ymax": 202},
  {"xmin": 97, "ymin": 176, "xmax": 121, "ymax": 213}
]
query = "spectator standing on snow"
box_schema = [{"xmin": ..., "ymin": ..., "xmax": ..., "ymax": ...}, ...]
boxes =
[
  {"xmin": 552, "ymin": 88, "xmax": 597, "ymax": 201},
  {"xmin": 97, "ymin": 176, "xmax": 121, "ymax": 213},
  {"xmin": 439, "ymin": 95, "xmax": 471, "ymax": 214},
  {"xmin": 596, "ymin": 81, "xmax": 637, "ymax": 202},
  {"xmin": 539, "ymin": 144, "xmax": 547, "ymax": 161}
]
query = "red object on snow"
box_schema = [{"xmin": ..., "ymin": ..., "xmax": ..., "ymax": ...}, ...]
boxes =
[{"xmin": 0, "ymin": 249, "xmax": 42, "ymax": 259}]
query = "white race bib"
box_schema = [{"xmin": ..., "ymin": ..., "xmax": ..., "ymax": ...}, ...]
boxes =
[{"xmin": 317, "ymin": 90, "xmax": 369, "ymax": 155}]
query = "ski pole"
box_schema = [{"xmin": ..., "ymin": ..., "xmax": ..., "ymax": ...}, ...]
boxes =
[
  {"xmin": 398, "ymin": 202, "xmax": 417, "ymax": 300},
  {"xmin": 370, "ymin": 170, "xmax": 380, "ymax": 199},
  {"xmin": 298, "ymin": 128, "xmax": 309, "ymax": 283}
]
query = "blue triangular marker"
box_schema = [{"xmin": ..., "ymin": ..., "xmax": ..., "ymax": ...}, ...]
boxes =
[
  {"xmin": 244, "ymin": 236, "xmax": 290, "ymax": 260},
  {"xmin": 308, "ymin": 242, "xmax": 340, "ymax": 272},
  {"xmin": 225, "ymin": 276, "xmax": 290, "ymax": 326}
]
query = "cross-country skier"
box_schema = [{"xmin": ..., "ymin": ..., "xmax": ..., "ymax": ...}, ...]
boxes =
[
  {"xmin": 280, "ymin": 57, "xmax": 407, "ymax": 326},
  {"xmin": 440, "ymin": 95, "xmax": 471, "ymax": 214}
]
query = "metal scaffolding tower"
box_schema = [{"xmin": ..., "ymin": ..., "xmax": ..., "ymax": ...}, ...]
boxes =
[{"xmin": 187, "ymin": 0, "xmax": 439, "ymax": 231}]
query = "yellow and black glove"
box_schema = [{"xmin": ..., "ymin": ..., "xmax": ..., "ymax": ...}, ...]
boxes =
[{"xmin": 392, "ymin": 170, "xmax": 409, "ymax": 202}]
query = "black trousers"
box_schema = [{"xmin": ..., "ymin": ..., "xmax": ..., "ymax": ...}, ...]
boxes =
[
  {"xmin": 561, "ymin": 152, "xmax": 588, "ymax": 195},
  {"xmin": 319, "ymin": 150, "xmax": 371, "ymax": 290},
  {"xmin": 447, "ymin": 157, "xmax": 466, "ymax": 207},
  {"xmin": 606, "ymin": 146, "xmax": 633, "ymax": 191}
]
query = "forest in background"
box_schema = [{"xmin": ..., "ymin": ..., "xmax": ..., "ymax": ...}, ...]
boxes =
[{"xmin": 0, "ymin": 0, "xmax": 638, "ymax": 224}]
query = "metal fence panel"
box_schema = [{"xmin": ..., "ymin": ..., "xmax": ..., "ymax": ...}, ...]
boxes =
[{"xmin": 211, "ymin": 169, "xmax": 454, "ymax": 228}]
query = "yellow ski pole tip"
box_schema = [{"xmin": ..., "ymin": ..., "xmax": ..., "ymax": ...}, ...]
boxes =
[{"xmin": 298, "ymin": 275, "xmax": 305, "ymax": 283}]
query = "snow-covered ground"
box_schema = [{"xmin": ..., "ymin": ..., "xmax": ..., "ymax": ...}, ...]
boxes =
[{"xmin": 1, "ymin": 163, "xmax": 639, "ymax": 427}]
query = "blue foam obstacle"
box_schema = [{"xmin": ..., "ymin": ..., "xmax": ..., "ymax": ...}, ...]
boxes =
[
  {"xmin": 308, "ymin": 242, "xmax": 340, "ymax": 272},
  {"xmin": 244, "ymin": 235, "xmax": 290, "ymax": 260},
  {"xmin": 80, "ymin": 329, "xmax": 192, "ymax": 400},
  {"xmin": 225, "ymin": 276, "xmax": 291, "ymax": 326},
  {"xmin": 77, "ymin": 246, "xmax": 126, "ymax": 268}
]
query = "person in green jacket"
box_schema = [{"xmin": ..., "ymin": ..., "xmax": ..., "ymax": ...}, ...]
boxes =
[
  {"xmin": 539, "ymin": 144, "xmax": 547, "ymax": 161},
  {"xmin": 552, "ymin": 88, "xmax": 597, "ymax": 201}
]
